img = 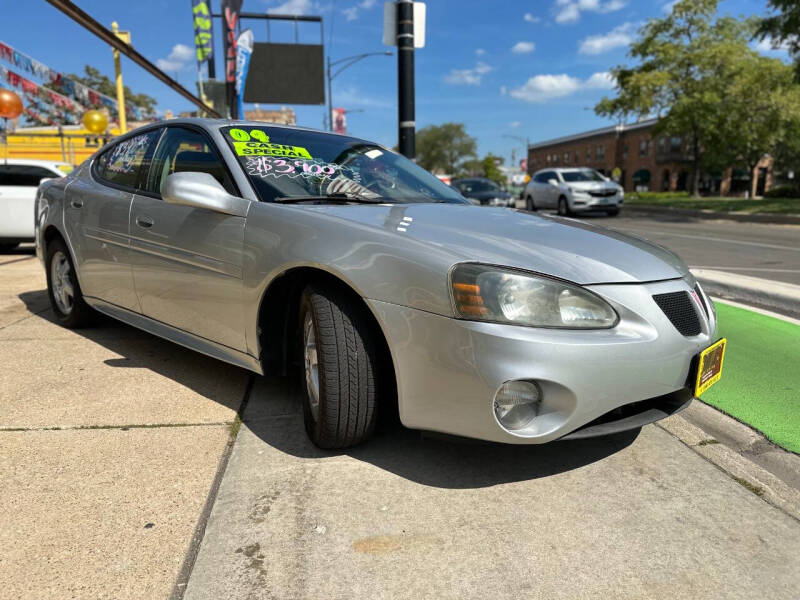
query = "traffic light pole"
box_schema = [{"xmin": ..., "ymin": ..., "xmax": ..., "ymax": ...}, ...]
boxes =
[{"xmin": 396, "ymin": 0, "xmax": 414, "ymax": 159}]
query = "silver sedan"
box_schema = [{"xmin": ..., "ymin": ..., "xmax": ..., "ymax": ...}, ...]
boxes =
[{"xmin": 35, "ymin": 119, "xmax": 724, "ymax": 448}]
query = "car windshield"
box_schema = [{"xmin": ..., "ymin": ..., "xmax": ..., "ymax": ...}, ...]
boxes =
[
  {"xmin": 561, "ymin": 169, "xmax": 606, "ymax": 182},
  {"xmin": 221, "ymin": 125, "xmax": 468, "ymax": 204},
  {"xmin": 463, "ymin": 180, "xmax": 501, "ymax": 193}
]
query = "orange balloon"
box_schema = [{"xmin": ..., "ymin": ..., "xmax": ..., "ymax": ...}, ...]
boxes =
[
  {"xmin": 82, "ymin": 110, "xmax": 108, "ymax": 134},
  {"xmin": 0, "ymin": 89, "xmax": 23, "ymax": 119}
]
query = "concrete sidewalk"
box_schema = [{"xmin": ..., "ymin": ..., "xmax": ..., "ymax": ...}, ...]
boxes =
[
  {"xmin": 183, "ymin": 377, "xmax": 800, "ymax": 600},
  {"xmin": 0, "ymin": 252, "xmax": 249, "ymax": 599}
]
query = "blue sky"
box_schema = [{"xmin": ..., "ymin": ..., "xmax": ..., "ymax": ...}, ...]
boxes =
[{"xmin": 1, "ymin": 0, "xmax": 786, "ymax": 164}]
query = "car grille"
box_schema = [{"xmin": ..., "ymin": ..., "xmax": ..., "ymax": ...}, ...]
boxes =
[
  {"xmin": 652, "ymin": 291, "xmax": 701, "ymax": 336},
  {"xmin": 589, "ymin": 189, "xmax": 617, "ymax": 197}
]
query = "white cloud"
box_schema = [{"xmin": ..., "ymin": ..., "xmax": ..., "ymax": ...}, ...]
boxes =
[
  {"xmin": 662, "ymin": 0, "xmax": 679, "ymax": 13},
  {"xmin": 755, "ymin": 36, "xmax": 791, "ymax": 54},
  {"xmin": 524, "ymin": 12, "xmax": 541, "ymax": 23},
  {"xmin": 343, "ymin": 0, "xmax": 377, "ymax": 21},
  {"xmin": 511, "ymin": 41, "xmax": 536, "ymax": 54},
  {"xmin": 268, "ymin": 0, "xmax": 315, "ymax": 14},
  {"xmin": 508, "ymin": 71, "xmax": 614, "ymax": 103},
  {"xmin": 156, "ymin": 44, "xmax": 193, "ymax": 72},
  {"xmin": 476, "ymin": 48, "xmax": 486, "ymax": 56},
  {"xmin": 509, "ymin": 121, "xmax": 522, "ymax": 129},
  {"xmin": 579, "ymin": 22, "xmax": 635, "ymax": 55},
  {"xmin": 554, "ymin": 0, "xmax": 626, "ymax": 24},
  {"xmin": 585, "ymin": 71, "xmax": 615, "ymax": 89},
  {"xmin": 444, "ymin": 61, "xmax": 493, "ymax": 86}
]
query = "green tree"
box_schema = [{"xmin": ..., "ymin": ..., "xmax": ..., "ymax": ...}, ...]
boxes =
[
  {"xmin": 67, "ymin": 65, "xmax": 157, "ymax": 115},
  {"xmin": 415, "ymin": 123, "xmax": 477, "ymax": 174},
  {"xmin": 710, "ymin": 55, "xmax": 800, "ymax": 194},
  {"xmin": 481, "ymin": 153, "xmax": 504, "ymax": 184},
  {"xmin": 756, "ymin": 0, "xmax": 800, "ymax": 79},
  {"xmin": 595, "ymin": 0, "xmax": 756, "ymax": 196}
]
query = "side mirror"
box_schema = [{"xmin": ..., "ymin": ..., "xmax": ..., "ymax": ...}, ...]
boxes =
[
  {"xmin": 547, "ymin": 178, "xmax": 559, "ymax": 186},
  {"xmin": 162, "ymin": 172, "xmax": 248, "ymax": 217}
]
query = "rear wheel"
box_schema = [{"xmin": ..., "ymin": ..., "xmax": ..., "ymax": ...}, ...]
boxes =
[
  {"xmin": 557, "ymin": 196, "xmax": 571, "ymax": 216},
  {"xmin": 46, "ymin": 238, "xmax": 94, "ymax": 328},
  {"xmin": 525, "ymin": 195, "xmax": 537, "ymax": 211},
  {"xmin": 298, "ymin": 284, "xmax": 378, "ymax": 449}
]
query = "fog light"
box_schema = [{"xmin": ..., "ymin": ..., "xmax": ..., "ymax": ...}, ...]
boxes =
[{"xmin": 493, "ymin": 380, "xmax": 541, "ymax": 431}]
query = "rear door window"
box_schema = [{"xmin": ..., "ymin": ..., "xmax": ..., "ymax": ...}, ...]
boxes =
[{"xmin": 95, "ymin": 129, "xmax": 162, "ymax": 190}]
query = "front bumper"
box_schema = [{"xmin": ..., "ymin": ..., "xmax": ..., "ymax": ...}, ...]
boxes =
[
  {"xmin": 570, "ymin": 192, "xmax": 622, "ymax": 212},
  {"xmin": 368, "ymin": 278, "xmax": 714, "ymax": 444}
]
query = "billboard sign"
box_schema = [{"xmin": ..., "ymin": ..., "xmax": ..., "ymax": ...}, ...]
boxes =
[{"xmin": 244, "ymin": 43, "xmax": 325, "ymax": 105}]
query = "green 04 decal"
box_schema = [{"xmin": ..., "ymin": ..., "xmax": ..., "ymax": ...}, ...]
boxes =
[{"xmin": 228, "ymin": 128, "xmax": 270, "ymax": 142}]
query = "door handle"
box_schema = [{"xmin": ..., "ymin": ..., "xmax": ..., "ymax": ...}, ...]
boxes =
[
  {"xmin": 70, "ymin": 199, "xmax": 83, "ymax": 209},
  {"xmin": 135, "ymin": 215, "xmax": 154, "ymax": 229}
]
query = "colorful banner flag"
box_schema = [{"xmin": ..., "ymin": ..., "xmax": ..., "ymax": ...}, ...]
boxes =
[
  {"xmin": 235, "ymin": 29, "xmax": 253, "ymax": 121},
  {"xmin": 221, "ymin": 0, "xmax": 243, "ymax": 118},
  {"xmin": 0, "ymin": 40, "xmax": 149, "ymax": 121},
  {"xmin": 191, "ymin": 0, "xmax": 214, "ymax": 66}
]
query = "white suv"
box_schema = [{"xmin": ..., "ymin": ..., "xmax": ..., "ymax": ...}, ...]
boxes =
[
  {"xmin": 523, "ymin": 167, "xmax": 624, "ymax": 217},
  {"xmin": 0, "ymin": 159, "xmax": 71, "ymax": 251}
]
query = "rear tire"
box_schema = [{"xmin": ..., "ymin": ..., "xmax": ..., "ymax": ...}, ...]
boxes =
[
  {"xmin": 45, "ymin": 238, "xmax": 94, "ymax": 328},
  {"xmin": 298, "ymin": 284, "xmax": 378, "ymax": 449},
  {"xmin": 526, "ymin": 195, "xmax": 537, "ymax": 211},
  {"xmin": 557, "ymin": 196, "xmax": 571, "ymax": 216}
]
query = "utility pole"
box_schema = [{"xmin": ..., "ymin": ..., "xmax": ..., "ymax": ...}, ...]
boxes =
[
  {"xmin": 111, "ymin": 21, "xmax": 130, "ymax": 134},
  {"xmin": 396, "ymin": 0, "xmax": 414, "ymax": 159}
]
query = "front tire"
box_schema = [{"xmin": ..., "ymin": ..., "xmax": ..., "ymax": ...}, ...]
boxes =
[
  {"xmin": 606, "ymin": 208, "xmax": 620, "ymax": 216},
  {"xmin": 557, "ymin": 196, "xmax": 571, "ymax": 216},
  {"xmin": 526, "ymin": 195, "xmax": 537, "ymax": 211},
  {"xmin": 298, "ymin": 284, "xmax": 378, "ymax": 449},
  {"xmin": 46, "ymin": 238, "xmax": 94, "ymax": 328},
  {"xmin": 0, "ymin": 242, "xmax": 19, "ymax": 253}
]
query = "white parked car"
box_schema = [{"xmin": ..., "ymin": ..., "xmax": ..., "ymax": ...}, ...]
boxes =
[
  {"xmin": 0, "ymin": 159, "xmax": 73, "ymax": 251},
  {"xmin": 523, "ymin": 167, "xmax": 624, "ymax": 217}
]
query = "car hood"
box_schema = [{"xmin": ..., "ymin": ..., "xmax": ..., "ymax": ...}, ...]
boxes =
[{"xmin": 307, "ymin": 204, "xmax": 689, "ymax": 284}]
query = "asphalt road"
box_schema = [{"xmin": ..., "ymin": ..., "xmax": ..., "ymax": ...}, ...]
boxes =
[{"xmin": 579, "ymin": 209, "xmax": 800, "ymax": 286}]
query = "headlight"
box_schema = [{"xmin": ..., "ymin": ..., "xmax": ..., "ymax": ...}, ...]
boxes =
[{"xmin": 451, "ymin": 263, "xmax": 618, "ymax": 329}]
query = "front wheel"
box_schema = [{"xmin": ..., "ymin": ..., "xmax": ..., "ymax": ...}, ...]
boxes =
[
  {"xmin": 298, "ymin": 285, "xmax": 378, "ymax": 449},
  {"xmin": 0, "ymin": 243, "xmax": 19, "ymax": 253},
  {"xmin": 46, "ymin": 238, "xmax": 94, "ymax": 328},
  {"xmin": 557, "ymin": 196, "xmax": 571, "ymax": 216},
  {"xmin": 526, "ymin": 195, "xmax": 537, "ymax": 211},
  {"xmin": 606, "ymin": 208, "xmax": 620, "ymax": 217}
]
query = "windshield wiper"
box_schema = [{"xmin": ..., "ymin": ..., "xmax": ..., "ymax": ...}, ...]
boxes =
[{"xmin": 274, "ymin": 193, "xmax": 386, "ymax": 204}]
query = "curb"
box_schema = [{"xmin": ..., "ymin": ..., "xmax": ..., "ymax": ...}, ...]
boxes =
[
  {"xmin": 658, "ymin": 404, "xmax": 800, "ymax": 523},
  {"xmin": 691, "ymin": 269, "xmax": 800, "ymax": 319},
  {"xmin": 626, "ymin": 204, "xmax": 800, "ymax": 225}
]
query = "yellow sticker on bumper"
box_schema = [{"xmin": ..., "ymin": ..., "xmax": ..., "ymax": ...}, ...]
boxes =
[{"xmin": 233, "ymin": 141, "xmax": 312, "ymax": 159}]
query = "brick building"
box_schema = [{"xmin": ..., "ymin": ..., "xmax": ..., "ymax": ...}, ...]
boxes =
[{"xmin": 527, "ymin": 118, "xmax": 772, "ymax": 197}]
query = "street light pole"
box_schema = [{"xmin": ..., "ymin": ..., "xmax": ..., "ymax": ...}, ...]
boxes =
[
  {"xmin": 326, "ymin": 51, "xmax": 392, "ymax": 131},
  {"xmin": 502, "ymin": 134, "xmax": 530, "ymax": 170},
  {"xmin": 396, "ymin": 0, "xmax": 414, "ymax": 159}
]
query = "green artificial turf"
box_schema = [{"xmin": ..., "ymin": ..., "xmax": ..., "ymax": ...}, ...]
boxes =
[{"xmin": 700, "ymin": 302, "xmax": 800, "ymax": 453}]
